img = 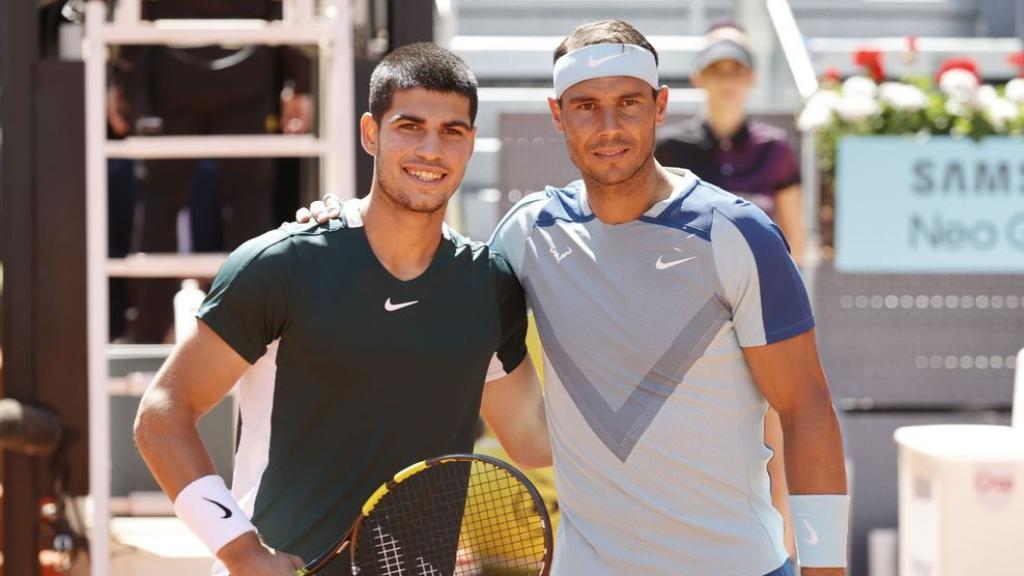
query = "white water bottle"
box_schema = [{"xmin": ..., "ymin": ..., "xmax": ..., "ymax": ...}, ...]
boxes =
[{"xmin": 174, "ymin": 279, "xmax": 206, "ymax": 343}]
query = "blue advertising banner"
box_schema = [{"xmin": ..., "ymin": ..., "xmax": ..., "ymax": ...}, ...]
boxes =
[{"xmin": 836, "ymin": 136, "xmax": 1024, "ymax": 273}]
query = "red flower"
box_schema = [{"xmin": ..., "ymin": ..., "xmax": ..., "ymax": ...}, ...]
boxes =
[
  {"xmin": 1009, "ymin": 52, "xmax": 1024, "ymax": 77},
  {"xmin": 853, "ymin": 49, "xmax": 885, "ymax": 82},
  {"xmin": 935, "ymin": 57, "xmax": 980, "ymax": 84},
  {"xmin": 822, "ymin": 67, "xmax": 841, "ymax": 84}
]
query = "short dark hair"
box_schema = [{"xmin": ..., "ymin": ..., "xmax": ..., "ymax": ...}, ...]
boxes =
[
  {"xmin": 369, "ymin": 42, "xmax": 479, "ymax": 124},
  {"xmin": 553, "ymin": 19, "xmax": 659, "ymax": 66}
]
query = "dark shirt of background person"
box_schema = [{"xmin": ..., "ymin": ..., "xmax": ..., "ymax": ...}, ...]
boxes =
[{"xmin": 655, "ymin": 22, "xmax": 804, "ymax": 264}]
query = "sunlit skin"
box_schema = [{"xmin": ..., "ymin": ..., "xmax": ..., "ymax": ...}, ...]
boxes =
[
  {"xmin": 548, "ymin": 75, "xmax": 676, "ymax": 224},
  {"xmin": 361, "ymin": 87, "xmax": 476, "ymax": 215},
  {"xmin": 357, "ymin": 87, "xmax": 476, "ymax": 281}
]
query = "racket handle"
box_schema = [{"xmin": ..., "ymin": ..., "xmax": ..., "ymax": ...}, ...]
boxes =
[{"xmin": 296, "ymin": 538, "xmax": 350, "ymax": 576}]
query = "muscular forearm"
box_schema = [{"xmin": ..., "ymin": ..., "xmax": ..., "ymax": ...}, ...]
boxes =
[
  {"xmin": 509, "ymin": 398, "xmax": 552, "ymax": 469},
  {"xmin": 781, "ymin": 402, "xmax": 848, "ymax": 576},
  {"xmin": 481, "ymin": 357, "xmax": 553, "ymax": 469},
  {"xmin": 134, "ymin": 386, "xmax": 219, "ymax": 500},
  {"xmin": 487, "ymin": 395, "xmax": 551, "ymax": 470},
  {"xmin": 780, "ymin": 402, "xmax": 846, "ymax": 495}
]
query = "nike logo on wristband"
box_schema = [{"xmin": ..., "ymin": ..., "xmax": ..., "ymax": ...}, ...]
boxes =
[
  {"xmin": 203, "ymin": 497, "xmax": 233, "ymax": 519},
  {"xmin": 800, "ymin": 518, "xmax": 820, "ymax": 545}
]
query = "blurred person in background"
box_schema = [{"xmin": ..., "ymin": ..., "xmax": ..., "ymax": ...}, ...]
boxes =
[
  {"xmin": 656, "ymin": 22, "xmax": 804, "ymax": 263},
  {"xmin": 656, "ymin": 22, "xmax": 807, "ymax": 559},
  {"xmin": 108, "ymin": 0, "xmax": 313, "ymax": 343}
]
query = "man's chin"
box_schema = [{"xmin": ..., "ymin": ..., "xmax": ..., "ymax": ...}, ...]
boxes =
[
  {"xmin": 395, "ymin": 192, "xmax": 449, "ymax": 214},
  {"xmin": 584, "ymin": 166, "xmax": 641, "ymax": 187}
]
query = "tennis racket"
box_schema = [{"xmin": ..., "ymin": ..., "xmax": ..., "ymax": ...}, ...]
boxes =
[{"xmin": 296, "ymin": 453, "xmax": 553, "ymax": 576}]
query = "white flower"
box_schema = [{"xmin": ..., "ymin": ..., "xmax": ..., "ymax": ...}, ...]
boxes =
[
  {"xmin": 807, "ymin": 89, "xmax": 841, "ymax": 110},
  {"xmin": 841, "ymin": 76, "xmax": 877, "ymax": 99},
  {"xmin": 972, "ymin": 84, "xmax": 998, "ymax": 110},
  {"xmin": 985, "ymin": 98, "xmax": 1020, "ymax": 130},
  {"xmin": 1005, "ymin": 78, "xmax": 1024, "ymax": 105},
  {"xmin": 945, "ymin": 98, "xmax": 967, "ymax": 117},
  {"xmin": 879, "ymin": 82, "xmax": 928, "ymax": 111},
  {"xmin": 797, "ymin": 89, "xmax": 840, "ymax": 131},
  {"xmin": 798, "ymin": 103, "xmax": 833, "ymax": 132},
  {"xmin": 938, "ymin": 68, "xmax": 978, "ymax": 102},
  {"xmin": 836, "ymin": 95, "xmax": 881, "ymax": 122}
]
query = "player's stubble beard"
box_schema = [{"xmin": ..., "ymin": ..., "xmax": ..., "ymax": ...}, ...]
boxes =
[
  {"xmin": 373, "ymin": 146, "xmax": 455, "ymax": 216},
  {"xmin": 568, "ymin": 123, "xmax": 658, "ymax": 203}
]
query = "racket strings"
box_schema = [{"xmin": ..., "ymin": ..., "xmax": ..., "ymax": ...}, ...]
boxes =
[{"xmin": 355, "ymin": 460, "xmax": 548, "ymax": 576}]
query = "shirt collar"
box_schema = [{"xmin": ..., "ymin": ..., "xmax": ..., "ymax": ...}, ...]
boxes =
[{"xmin": 701, "ymin": 119, "xmax": 751, "ymax": 151}]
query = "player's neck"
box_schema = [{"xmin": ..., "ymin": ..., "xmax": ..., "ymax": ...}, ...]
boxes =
[
  {"xmin": 360, "ymin": 191, "xmax": 446, "ymax": 281},
  {"xmin": 704, "ymin": 104, "xmax": 745, "ymax": 140},
  {"xmin": 583, "ymin": 159, "xmax": 676, "ymax": 225}
]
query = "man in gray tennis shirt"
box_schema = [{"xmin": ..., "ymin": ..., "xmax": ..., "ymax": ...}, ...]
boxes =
[{"xmin": 489, "ymin": 21, "xmax": 849, "ymax": 576}]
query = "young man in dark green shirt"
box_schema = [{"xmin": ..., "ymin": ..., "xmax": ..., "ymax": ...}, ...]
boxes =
[{"xmin": 134, "ymin": 43, "xmax": 549, "ymax": 576}]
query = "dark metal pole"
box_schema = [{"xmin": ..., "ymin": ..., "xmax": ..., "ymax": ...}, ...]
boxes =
[
  {"xmin": 387, "ymin": 0, "xmax": 434, "ymax": 48},
  {"xmin": 1, "ymin": 0, "xmax": 42, "ymax": 574}
]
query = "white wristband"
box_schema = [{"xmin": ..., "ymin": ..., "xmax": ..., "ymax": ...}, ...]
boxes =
[
  {"xmin": 791, "ymin": 494, "xmax": 850, "ymax": 568},
  {"xmin": 174, "ymin": 475, "xmax": 255, "ymax": 555}
]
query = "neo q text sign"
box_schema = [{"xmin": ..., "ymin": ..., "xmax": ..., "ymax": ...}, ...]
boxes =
[{"xmin": 836, "ymin": 136, "xmax": 1024, "ymax": 274}]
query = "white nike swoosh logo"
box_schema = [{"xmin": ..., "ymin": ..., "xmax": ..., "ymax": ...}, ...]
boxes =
[
  {"xmin": 655, "ymin": 256, "xmax": 696, "ymax": 270},
  {"xmin": 588, "ymin": 53, "xmax": 621, "ymax": 68},
  {"xmin": 384, "ymin": 298, "xmax": 419, "ymax": 312},
  {"xmin": 800, "ymin": 518, "xmax": 820, "ymax": 545}
]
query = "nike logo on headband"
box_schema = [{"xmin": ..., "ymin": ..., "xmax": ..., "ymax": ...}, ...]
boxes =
[{"xmin": 587, "ymin": 53, "xmax": 621, "ymax": 68}]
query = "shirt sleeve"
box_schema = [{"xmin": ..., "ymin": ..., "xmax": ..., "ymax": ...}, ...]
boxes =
[
  {"xmin": 710, "ymin": 204, "xmax": 814, "ymax": 347},
  {"xmin": 485, "ymin": 253, "xmax": 528, "ymax": 382},
  {"xmin": 488, "ymin": 191, "xmax": 550, "ymax": 278},
  {"xmin": 197, "ymin": 230, "xmax": 295, "ymax": 364},
  {"xmin": 772, "ymin": 138, "xmax": 801, "ymax": 191}
]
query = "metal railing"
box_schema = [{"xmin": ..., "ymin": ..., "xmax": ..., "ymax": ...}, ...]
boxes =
[{"xmin": 83, "ymin": 2, "xmax": 355, "ymax": 573}]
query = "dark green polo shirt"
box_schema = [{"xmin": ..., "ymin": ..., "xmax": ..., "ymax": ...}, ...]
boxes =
[{"xmin": 197, "ymin": 214, "xmax": 527, "ymax": 573}]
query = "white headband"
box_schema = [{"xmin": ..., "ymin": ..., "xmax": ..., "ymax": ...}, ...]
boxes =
[{"xmin": 552, "ymin": 43, "xmax": 660, "ymax": 98}]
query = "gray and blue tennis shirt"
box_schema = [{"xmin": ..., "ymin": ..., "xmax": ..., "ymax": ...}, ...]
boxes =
[{"xmin": 489, "ymin": 168, "xmax": 815, "ymax": 576}]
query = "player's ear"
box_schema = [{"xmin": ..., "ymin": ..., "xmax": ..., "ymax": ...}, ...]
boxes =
[
  {"xmin": 547, "ymin": 97, "xmax": 565, "ymax": 134},
  {"xmin": 655, "ymin": 86, "xmax": 670, "ymax": 125},
  {"xmin": 360, "ymin": 112, "xmax": 379, "ymax": 156}
]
